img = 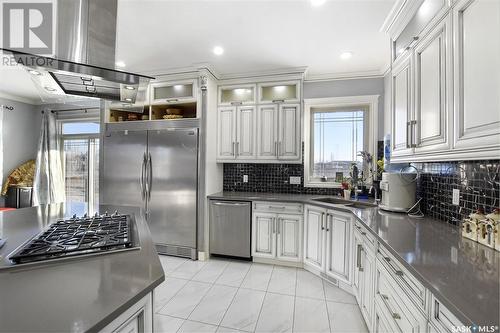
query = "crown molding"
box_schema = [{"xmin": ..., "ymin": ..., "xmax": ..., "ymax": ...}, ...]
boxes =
[
  {"xmin": 380, "ymin": 0, "xmax": 424, "ymax": 38},
  {"xmin": 0, "ymin": 91, "xmax": 41, "ymax": 105},
  {"xmin": 304, "ymin": 70, "xmax": 384, "ymax": 82}
]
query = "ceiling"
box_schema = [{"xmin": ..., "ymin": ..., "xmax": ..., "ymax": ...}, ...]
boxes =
[{"xmin": 0, "ymin": 0, "xmax": 395, "ymax": 104}]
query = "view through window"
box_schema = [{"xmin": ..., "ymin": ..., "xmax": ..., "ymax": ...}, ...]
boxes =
[
  {"xmin": 310, "ymin": 107, "xmax": 367, "ymax": 183},
  {"xmin": 61, "ymin": 121, "xmax": 100, "ymax": 209}
]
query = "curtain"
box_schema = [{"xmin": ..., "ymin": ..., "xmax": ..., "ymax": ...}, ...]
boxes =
[{"xmin": 32, "ymin": 110, "xmax": 65, "ymax": 206}]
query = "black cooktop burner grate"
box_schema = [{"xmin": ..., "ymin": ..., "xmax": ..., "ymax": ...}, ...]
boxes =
[{"xmin": 9, "ymin": 213, "xmax": 133, "ymax": 264}]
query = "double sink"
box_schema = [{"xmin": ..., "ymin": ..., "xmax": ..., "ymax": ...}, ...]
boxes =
[{"xmin": 311, "ymin": 197, "xmax": 377, "ymax": 209}]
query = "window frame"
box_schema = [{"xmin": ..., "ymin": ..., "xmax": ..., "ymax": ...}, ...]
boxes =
[
  {"xmin": 57, "ymin": 117, "xmax": 100, "ymax": 210},
  {"xmin": 303, "ymin": 95, "xmax": 379, "ymax": 188}
]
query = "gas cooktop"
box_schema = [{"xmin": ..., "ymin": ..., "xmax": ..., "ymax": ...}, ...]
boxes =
[{"xmin": 9, "ymin": 212, "xmax": 135, "ymax": 265}]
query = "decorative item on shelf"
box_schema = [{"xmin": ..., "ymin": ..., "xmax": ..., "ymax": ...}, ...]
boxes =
[
  {"xmin": 163, "ymin": 114, "xmax": 183, "ymax": 120},
  {"xmin": 166, "ymin": 108, "xmax": 181, "ymax": 115},
  {"xmin": 117, "ymin": 116, "xmax": 124, "ymax": 122},
  {"xmin": 127, "ymin": 113, "xmax": 138, "ymax": 121},
  {"xmin": 461, "ymin": 208, "xmax": 485, "ymax": 241}
]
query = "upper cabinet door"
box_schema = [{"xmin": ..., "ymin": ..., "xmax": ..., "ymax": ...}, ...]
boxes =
[
  {"xmin": 236, "ymin": 106, "xmax": 257, "ymax": 159},
  {"xmin": 453, "ymin": 0, "xmax": 500, "ymax": 150},
  {"xmin": 150, "ymin": 80, "xmax": 197, "ymax": 104},
  {"xmin": 391, "ymin": 54, "xmax": 414, "ymax": 157},
  {"xmin": 278, "ymin": 104, "xmax": 301, "ymax": 160},
  {"xmin": 325, "ymin": 211, "xmax": 351, "ymax": 284},
  {"xmin": 217, "ymin": 107, "xmax": 236, "ymax": 160},
  {"xmin": 257, "ymin": 105, "xmax": 279, "ymax": 159},
  {"xmin": 413, "ymin": 15, "xmax": 452, "ymax": 153},
  {"xmin": 258, "ymin": 81, "xmax": 301, "ymax": 103},
  {"xmin": 219, "ymin": 84, "xmax": 257, "ymax": 106},
  {"xmin": 276, "ymin": 214, "xmax": 302, "ymax": 262}
]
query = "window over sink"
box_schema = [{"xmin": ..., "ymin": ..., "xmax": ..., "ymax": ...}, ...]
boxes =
[{"xmin": 303, "ymin": 96, "xmax": 379, "ymax": 188}]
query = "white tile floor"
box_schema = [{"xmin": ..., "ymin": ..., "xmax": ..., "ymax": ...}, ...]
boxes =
[{"xmin": 154, "ymin": 255, "xmax": 368, "ymax": 333}]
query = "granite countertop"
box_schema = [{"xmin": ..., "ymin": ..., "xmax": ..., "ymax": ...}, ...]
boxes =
[
  {"xmin": 208, "ymin": 191, "xmax": 500, "ymax": 327},
  {"xmin": 0, "ymin": 203, "xmax": 165, "ymax": 333}
]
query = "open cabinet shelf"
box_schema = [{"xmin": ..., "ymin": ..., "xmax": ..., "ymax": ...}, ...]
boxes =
[{"xmin": 106, "ymin": 102, "xmax": 198, "ymax": 123}]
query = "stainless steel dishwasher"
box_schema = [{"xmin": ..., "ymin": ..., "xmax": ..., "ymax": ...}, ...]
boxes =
[{"xmin": 209, "ymin": 200, "xmax": 251, "ymax": 258}]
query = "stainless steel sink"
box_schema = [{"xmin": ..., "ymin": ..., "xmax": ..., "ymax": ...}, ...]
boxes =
[
  {"xmin": 312, "ymin": 197, "xmax": 352, "ymax": 205},
  {"xmin": 312, "ymin": 197, "xmax": 377, "ymax": 209}
]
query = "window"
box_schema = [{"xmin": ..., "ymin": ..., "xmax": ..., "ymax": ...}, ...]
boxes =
[
  {"xmin": 60, "ymin": 120, "xmax": 100, "ymax": 210},
  {"xmin": 304, "ymin": 96, "xmax": 378, "ymax": 188}
]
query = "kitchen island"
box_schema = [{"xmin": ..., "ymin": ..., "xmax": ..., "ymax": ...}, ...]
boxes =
[{"xmin": 0, "ymin": 203, "xmax": 164, "ymax": 332}]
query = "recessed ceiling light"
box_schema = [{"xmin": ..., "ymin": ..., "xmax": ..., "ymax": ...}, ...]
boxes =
[
  {"xmin": 340, "ymin": 51, "xmax": 353, "ymax": 60},
  {"xmin": 311, "ymin": 0, "xmax": 326, "ymax": 7},
  {"xmin": 213, "ymin": 46, "xmax": 224, "ymax": 56},
  {"xmin": 124, "ymin": 86, "xmax": 135, "ymax": 90},
  {"xmin": 115, "ymin": 61, "xmax": 126, "ymax": 68},
  {"xmin": 29, "ymin": 70, "xmax": 41, "ymax": 76}
]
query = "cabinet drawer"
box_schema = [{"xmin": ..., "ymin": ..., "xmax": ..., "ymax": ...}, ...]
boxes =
[
  {"xmin": 378, "ymin": 246, "xmax": 427, "ymax": 313},
  {"xmin": 429, "ymin": 295, "xmax": 464, "ymax": 333},
  {"xmin": 376, "ymin": 267, "xmax": 427, "ymax": 333},
  {"xmin": 253, "ymin": 201, "xmax": 303, "ymax": 214},
  {"xmin": 353, "ymin": 221, "xmax": 376, "ymax": 249}
]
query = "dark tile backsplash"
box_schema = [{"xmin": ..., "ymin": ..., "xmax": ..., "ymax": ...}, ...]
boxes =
[{"xmin": 413, "ymin": 160, "xmax": 500, "ymax": 225}]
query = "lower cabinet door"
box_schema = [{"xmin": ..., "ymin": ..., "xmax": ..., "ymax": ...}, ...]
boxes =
[
  {"xmin": 353, "ymin": 231, "xmax": 363, "ymax": 303},
  {"xmin": 276, "ymin": 214, "xmax": 302, "ymax": 262},
  {"xmin": 325, "ymin": 211, "xmax": 352, "ymax": 283},
  {"xmin": 361, "ymin": 246, "xmax": 375, "ymax": 330},
  {"xmin": 252, "ymin": 212, "xmax": 276, "ymax": 258},
  {"xmin": 303, "ymin": 206, "xmax": 326, "ymax": 270}
]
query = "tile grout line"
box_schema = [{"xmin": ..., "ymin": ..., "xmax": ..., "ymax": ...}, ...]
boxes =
[{"xmin": 322, "ymin": 280, "xmax": 333, "ymax": 333}]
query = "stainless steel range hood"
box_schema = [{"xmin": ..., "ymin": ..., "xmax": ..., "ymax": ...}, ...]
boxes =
[{"xmin": 1, "ymin": 0, "xmax": 153, "ymax": 104}]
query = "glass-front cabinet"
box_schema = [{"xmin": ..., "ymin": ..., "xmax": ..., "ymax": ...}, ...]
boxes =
[
  {"xmin": 258, "ymin": 81, "xmax": 300, "ymax": 103},
  {"xmin": 218, "ymin": 84, "xmax": 257, "ymax": 106},
  {"xmin": 150, "ymin": 79, "xmax": 197, "ymax": 104}
]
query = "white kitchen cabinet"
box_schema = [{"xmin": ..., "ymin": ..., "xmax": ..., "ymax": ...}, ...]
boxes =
[
  {"xmin": 278, "ymin": 104, "xmax": 301, "ymax": 160},
  {"xmin": 258, "ymin": 81, "xmax": 301, "ymax": 104},
  {"xmin": 252, "ymin": 202, "xmax": 303, "ymax": 263},
  {"xmin": 304, "ymin": 205, "xmax": 326, "ymax": 271},
  {"xmin": 252, "ymin": 212, "xmax": 276, "ymax": 259},
  {"xmin": 99, "ymin": 292, "xmax": 153, "ymax": 333},
  {"xmin": 391, "ymin": 53, "xmax": 414, "ymax": 158},
  {"xmin": 217, "ymin": 107, "xmax": 237, "ymax": 160},
  {"xmin": 218, "ymin": 84, "xmax": 257, "ymax": 106},
  {"xmin": 257, "ymin": 104, "xmax": 279, "ymax": 159},
  {"xmin": 217, "ymin": 106, "xmax": 256, "ymax": 160},
  {"xmin": 303, "ymin": 206, "xmax": 352, "ymax": 284},
  {"xmin": 236, "ymin": 106, "xmax": 257, "ymax": 158},
  {"xmin": 325, "ymin": 210, "xmax": 352, "ymax": 283},
  {"xmin": 276, "ymin": 214, "xmax": 302, "ymax": 261},
  {"xmin": 452, "ymin": 0, "xmax": 500, "ymax": 153},
  {"xmin": 413, "ymin": 15, "xmax": 452, "ymax": 154},
  {"xmin": 150, "ymin": 79, "xmax": 197, "ymax": 104},
  {"xmin": 429, "ymin": 295, "xmax": 465, "ymax": 333}
]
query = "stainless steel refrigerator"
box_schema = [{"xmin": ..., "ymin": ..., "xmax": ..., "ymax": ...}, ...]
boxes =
[{"xmin": 101, "ymin": 122, "xmax": 199, "ymax": 259}]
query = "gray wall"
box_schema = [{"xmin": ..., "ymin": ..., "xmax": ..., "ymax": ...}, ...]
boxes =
[
  {"xmin": 0, "ymin": 98, "xmax": 42, "ymax": 206},
  {"xmin": 303, "ymin": 77, "xmax": 385, "ymax": 140}
]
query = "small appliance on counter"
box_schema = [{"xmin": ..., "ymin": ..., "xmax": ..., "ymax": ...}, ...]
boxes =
[
  {"xmin": 462, "ymin": 209, "xmax": 484, "ymax": 241},
  {"xmin": 378, "ymin": 171, "xmax": 417, "ymax": 213},
  {"xmin": 461, "ymin": 208, "xmax": 500, "ymax": 252}
]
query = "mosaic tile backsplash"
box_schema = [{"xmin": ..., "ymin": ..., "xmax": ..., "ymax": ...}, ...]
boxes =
[{"xmin": 413, "ymin": 160, "xmax": 500, "ymax": 225}]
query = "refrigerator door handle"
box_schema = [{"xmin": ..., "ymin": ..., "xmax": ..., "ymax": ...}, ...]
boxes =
[
  {"xmin": 141, "ymin": 152, "xmax": 147, "ymax": 200},
  {"xmin": 147, "ymin": 152, "xmax": 153, "ymax": 201}
]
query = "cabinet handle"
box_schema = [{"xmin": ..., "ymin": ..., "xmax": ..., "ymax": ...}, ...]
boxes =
[
  {"xmin": 166, "ymin": 98, "xmax": 178, "ymax": 103},
  {"xmin": 326, "ymin": 214, "xmax": 330, "ymax": 232},
  {"xmin": 380, "ymin": 293, "xmax": 401, "ymax": 320},
  {"xmin": 231, "ymin": 101, "xmax": 243, "ymax": 106},
  {"xmin": 404, "ymin": 36, "xmax": 420, "ymax": 51},
  {"xmin": 278, "ymin": 142, "xmax": 282, "ymax": 156},
  {"xmin": 272, "ymin": 99, "xmax": 285, "ymax": 103},
  {"xmin": 275, "ymin": 141, "xmax": 278, "ymax": 156},
  {"xmin": 357, "ymin": 244, "xmax": 363, "ymax": 271},
  {"xmin": 272, "ymin": 218, "xmax": 276, "ymax": 233},
  {"xmin": 410, "ymin": 120, "xmax": 417, "ymax": 148},
  {"xmin": 236, "ymin": 142, "xmax": 240, "ymax": 157},
  {"xmin": 361, "ymin": 231, "xmax": 366, "ymax": 236},
  {"xmin": 406, "ymin": 121, "xmax": 412, "ymax": 148},
  {"xmin": 384, "ymin": 256, "xmax": 404, "ymax": 277},
  {"xmin": 321, "ymin": 213, "xmax": 325, "ymax": 230},
  {"xmin": 269, "ymin": 206, "xmax": 286, "ymax": 210},
  {"xmin": 277, "ymin": 218, "xmax": 281, "ymax": 234}
]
